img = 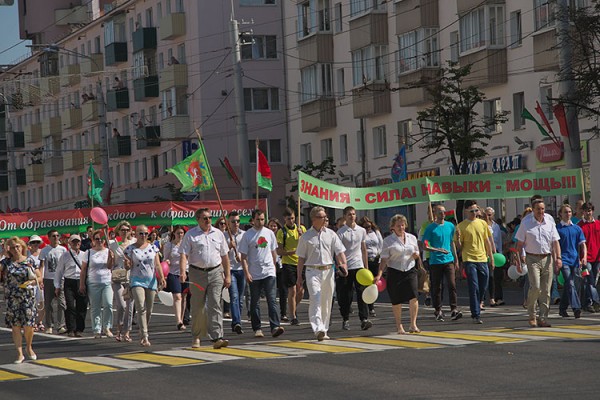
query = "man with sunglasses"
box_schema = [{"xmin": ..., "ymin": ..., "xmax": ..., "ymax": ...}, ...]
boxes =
[
  {"xmin": 39, "ymin": 229, "xmax": 68, "ymax": 334},
  {"xmin": 455, "ymin": 200, "xmax": 494, "ymax": 324},
  {"xmin": 180, "ymin": 208, "xmax": 231, "ymax": 349}
]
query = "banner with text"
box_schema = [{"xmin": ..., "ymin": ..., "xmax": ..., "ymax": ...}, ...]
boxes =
[{"xmin": 298, "ymin": 169, "xmax": 582, "ymax": 210}]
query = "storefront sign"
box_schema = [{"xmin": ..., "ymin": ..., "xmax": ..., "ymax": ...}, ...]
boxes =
[{"xmin": 536, "ymin": 142, "xmax": 563, "ymax": 163}]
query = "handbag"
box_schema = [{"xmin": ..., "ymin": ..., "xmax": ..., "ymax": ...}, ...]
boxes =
[
  {"xmin": 112, "ymin": 268, "xmax": 129, "ymax": 284},
  {"xmin": 122, "ymin": 285, "xmax": 132, "ymax": 301},
  {"xmin": 416, "ymin": 259, "xmax": 430, "ymax": 294}
]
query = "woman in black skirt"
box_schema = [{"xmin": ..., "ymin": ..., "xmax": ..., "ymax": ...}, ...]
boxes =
[{"xmin": 375, "ymin": 214, "xmax": 421, "ymax": 334}]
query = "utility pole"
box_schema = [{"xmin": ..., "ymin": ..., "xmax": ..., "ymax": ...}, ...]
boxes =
[
  {"xmin": 97, "ymin": 80, "xmax": 111, "ymax": 202},
  {"xmin": 230, "ymin": 9, "xmax": 252, "ymax": 199},
  {"xmin": 557, "ymin": 0, "xmax": 583, "ymax": 204},
  {"xmin": 7, "ymin": 118, "xmax": 18, "ymax": 209}
]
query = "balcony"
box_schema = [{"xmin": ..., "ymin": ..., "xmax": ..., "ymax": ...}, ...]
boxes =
[
  {"xmin": 61, "ymin": 108, "xmax": 82, "ymax": 130},
  {"xmin": 82, "ymin": 100, "xmax": 99, "ymax": 121},
  {"xmin": 458, "ymin": 48, "xmax": 507, "ymax": 87},
  {"xmin": 42, "ymin": 116, "xmax": 62, "ymax": 138},
  {"xmin": 105, "ymin": 42, "xmax": 128, "ymax": 66},
  {"xmin": 395, "ymin": 0, "xmax": 439, "ymax": 35},
  {"xmin": 159, "ymin": 64, "xmax": 188, "ymax": 89},
  {"xmin": 64, "ymin": 150, "xmax": 84, "ymax": 171},
  {"xmin": 44, "ymin": 156, "xmax": 64, "ymax": 176},
  {"xmin": 24, "ymin": 123, "xmax": 42, "ymax": 143},
  {"xmin": 28, "ymin": 164, "xmax": 44, "ymax": 182},
  {"xmin": 298, "ymin": 33, "xmax": 333, "ymax": 69},
  {"xmin": 40, "ymin": 76, "xmax": 60, "ymax": 95},
  {"xmin": 109, "ymin": 136, "xmax": 132, "ymax": 157},
  {"xmin": 59, "ymin": 64, "xmax": 81, "ymax": 87},
  {"xmin": 301, "ymin": 98, "xmax": 337, "ymax": 132},
  {"xmin": 133, "ymin": 27, "xmax": 157, "ymax": 53},
  {"xmin": 106, "ymin": 88, "xmax": 129, "ymax": 111},
  {"xmin": 533, "ymin": 29, "xmax": 559, "ymax": 72},
  {"xmin": 160, "ymin": 12, "xmax": 186, "ymax": 40},
  {"xmin": 16, "ymin": 168, "xmax": 26, "ymax": 186},
  {"xmin": 136, "ymin": 126, "xmax": 161, "ymax": 149},
  {"xmin": 398, "ymin": 68, "xmax": 440, "ymax": 106},
  {"xmin": 22, "ymin": 84, "xmax": 40, "ymax": 105},
  {"xmin": 55, "ymin": 5, "xmax": 88, "ymax": 25},
  {"xmin": 134, "ymin": 76, "xmax": 159, "ymax": 101},
  {"xmin": 160, "ymin": 115, "xmax": 190, "ymax": 140},
  {"xmin": 81, "ymin": 53, "xmax": 104, "ymax": 74},
  {"xmin": 13, "ymin": 131, "xmax": 25, "ymax": 148},
  {"xmin": 351, "ymin": 83, "xmax": 391, "ymax": 118},
  {"xmin": 349, "ymin": 12, "xmax": 388, "ymax": 51}
]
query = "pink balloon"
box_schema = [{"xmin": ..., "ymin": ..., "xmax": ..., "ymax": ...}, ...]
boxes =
[
  {"xmin": 156, "ymin": 261, "xmax": 169, "ymax": 278},
  {"xmin": 376, "ymin": 278, "xmax": 387, "ymax": 292},
  {"xmin": 90, "ymin": 207, "xmax": 108, "ymax": 225}
]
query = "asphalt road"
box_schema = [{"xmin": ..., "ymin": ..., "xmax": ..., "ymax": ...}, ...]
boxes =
[{"xmin": 1, "ymin": 281, "xmax": 600, "ymax": 399}]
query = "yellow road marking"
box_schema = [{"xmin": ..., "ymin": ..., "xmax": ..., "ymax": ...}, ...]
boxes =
[
  {"xmin": 560, "ymin": 325, "xmax": 600, "ymax": 331},
  {"xmin": 268, "ymin": 342, "xmax": 364, "ymax": 353},
  {"xmin": 0, "ymin": 370, "xmax": 29, "ymax": 381},
  {"xmin": 415, "ymin": 331, "xmax": 522, "ymax": 343},
  {"xmin": 115, "ymin": 353, "xmax": 204, "ymax": 366},
  {"xmin": 192, "ymin": 347, "xmax": 284, "ymax": 359},
  {"xmin": 339, "ymin": 337, "xmax": 441, "ymax": 349},
  {"xmin": 489, "ymin": 329, "xmax": 599, "ymax": 339},
  {"xmin": 35, "ymin": 358, "xmax": 117, "ymax": 373}
]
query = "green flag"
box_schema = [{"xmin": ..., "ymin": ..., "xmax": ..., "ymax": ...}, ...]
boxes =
[
  {"xmin": 87, "ymin": 163, "xmax": 104, "ymax": 205},
  {"xmin": 522, "ymin": 107, "xmax": 549, "ymax": 137},
  {"xmin": 166, "ymin": 142, "xmax": 214, "ymax": 192}
]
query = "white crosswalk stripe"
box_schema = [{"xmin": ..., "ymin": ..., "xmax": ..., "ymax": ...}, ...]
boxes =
[
  {"xmin": 2, "ymin": 362, "xmax": 73, "ymax": 377},
  {"xmin": 70, "ymin": 356, "xmax": 160, "ymax": 370}
]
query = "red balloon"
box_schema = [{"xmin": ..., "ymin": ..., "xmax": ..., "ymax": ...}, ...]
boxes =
[
  {"xmin": 90, "ymin": 207, "xmax": 108, "ymax": 225},
  {"xmin": 376, "ymin": 278, "xmax": 387, "ymax": 292},
  {"xmin": 156, "ymin": 261, "xmax": 169, "ymax": 278}
]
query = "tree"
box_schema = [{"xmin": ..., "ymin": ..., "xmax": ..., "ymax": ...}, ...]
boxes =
[
  {"xmin": 415, "ymin": 62, "xmax": 509, "ymax": 219},
  {"xmin": 286, "ymin": 157, "xmax": 337, "ymax": 213}
]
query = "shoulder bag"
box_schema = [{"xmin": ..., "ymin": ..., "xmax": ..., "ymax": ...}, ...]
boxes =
[{"xmin": 416, "ymin": 258, "xmax": 430, "ymax": 294}]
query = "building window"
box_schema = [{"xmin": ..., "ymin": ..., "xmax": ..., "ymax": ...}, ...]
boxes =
[
  {"xmin": 162, "ymin": 153, "xmax": 168, "ymax": 176},
  {"xmin": 300, "ymin": 143, "xmax": 312, "ymax": 165},
  {"xmin": 134, "ymin": 159, "xmax": 140, "ymax": 182},
  {"xmin": 540, "ymin": 86, "xmax": 553, "ymax": 121},
  {"xmin": 142, "ymin": 158, "xmax": 148, "ymax": 180},
  {"xmin": 510, "ymin": 10, "xmax": 522, "ymax": 48},
  {"xmin": 350, "ymin": 0, "xmax": 384, "ymax": 17},
  {"xmin": 241, "ymin": 0, "xmax": 276, "ymax": 5},
  {"xmin": 398, "ymin": 28, "xmax": 439, "ymax": 74},
  {"xmin": 450, "ymin": 31, "xmax": 459, "ymax": 63},
  {"xmin": 334, "ymin": 2, "xmax": 343, "ymax": 33},
  {"xmin": 161, "ymin": 87, "xmax": 188, "ymax": 118},
  {"xmin": 241, "ymin": 35, "xmax": 277, "ymax": 60},
  {"xmin": 459, "ymin": 5, "xmax": 504, "ymax": 53},
  {"xmin": 152, "ymin": 155, "xmax": 159, "ymax": 178},
  {"xmin": 513, "ymin": 92, "xmax": 525, "ymax": 129},
  {"xmin": 352, "ymin": 45, "xmax": 387, "ymax": 86},
  {"xmin": 301, "ymin": 64, "xmax": 332, "ymax": 103},
  {"xmin": 243, "ymin": 88, "xmax": 279, "ymax": 111},
  {"xmin": 339, "ymin": 134, "xmax": 348, "ymax": 165},
  {"xmin": 421, "ymin": 119, "xmax": 437, "ymax": 146},
  {"xmin": 104, "ymin": 16, "xmax": 126, "ymax": 46},
  {"xmin": 249, "ymin": 139, "xmax": 282, "ymax": 163},
  {"xmin": 335, "ymin": 68, "xmax": 345, "ymax": 98},
  {"xmin": 321, "ymin": 138, "xmax": 333, "ymax": 160},
  {"xmin": 298, "ymin": 0, "xmax": 330, "ymax": 39},
  {"xmin": 124, "ymin": 162, "xmax": 131, "ymax": 184},
  {"xmin": 484, "ymin": 99, "xmax": 503, "ymax": 134},
  {"xmin": 77, "ymin": 176, "xmax": 83, "ymax": 197},
  {"xmin": 534, "ymin": 0, "xmax": 555, "ymax": 31},
  {"xmin": 373, "ymin": 125, "xmax": 387, "ymax": 158},
  {"xmin": 398, "ymin": 120, "xmax": 413, "ymax": 152}
]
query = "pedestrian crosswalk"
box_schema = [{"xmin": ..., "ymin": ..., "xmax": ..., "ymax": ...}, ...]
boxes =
[{"xmin": 2, "ymin": 324, "xmax": 600, "ymax": 382}]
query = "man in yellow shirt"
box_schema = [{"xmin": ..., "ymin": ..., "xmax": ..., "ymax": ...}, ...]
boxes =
[
  {"xmin": 277, "ymin": 208, "xmax": 306, "ymax": 326},
  {"xmin": 456, "ymin": 200, "xmax": 495, "ymax": 324}
]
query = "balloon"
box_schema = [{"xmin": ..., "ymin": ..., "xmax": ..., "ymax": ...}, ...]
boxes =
[
  {"xmin": 356, "ymin": 268, "xmax": 375, "ymax": 286},
  {"xmin": 507, "ymin": 265, "xmax": 520, "ymax": 281},
  {"xmin": 156, "ymin": 261, "xmax": 169, "ymax": 278},
  {"xmin": 157, "ymin": 291, "xmax": 174, "ymax": 307},
  {"xmin": 90, "ymin": 207, "xmax": 108, "ymax": 225},
  {"xmin": 519, "ymin": 264, "xmax": 528, "ymax": 276},
  {"xmin": 362, "ymin": 284, "xmax": 379, "ymax": 304},
  {"xmin": 557, "ymin": 270, "xmax": 565, "ymax": 286},
  {"xmin": 376, "ymin": 278, "xmax": 387, "ymax": 292},
  {"xmin": 222, "ymin": 287, "xmax": 230, "ymax": 303},
  {"xmin": 493, "ymin": 253, "xmax": 506, "ymax": 267}
]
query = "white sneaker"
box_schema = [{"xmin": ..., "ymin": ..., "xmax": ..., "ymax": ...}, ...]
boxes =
[
  {"xmin": 46, "ymin": 328, "xmax": 53, "ymax": 335},
  {"xmin": 254, "ymin": 329, "xmax": 264, "ymax": 338}
]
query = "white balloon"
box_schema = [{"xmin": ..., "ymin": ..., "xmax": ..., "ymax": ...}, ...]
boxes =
[
  {"xmin": 157, "ymin": 290, "xmax": 174, "ymax": 307},
  {"xmin": 222, "ymin": 287, "xmax": 230, "ymax": 303},
  {"xmin": 362, "ymin": 284, "xmax": 379, "ymax": 304},
  {"xmin": 519, "ymin": 264, "xmax": 528, "ymax": 276},
  {"xmin": 507, "ymin": 265, "xmax": 520, "ymax": 281}
]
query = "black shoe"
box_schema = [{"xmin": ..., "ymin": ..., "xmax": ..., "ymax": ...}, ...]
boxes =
[
  {"xmin": 342, "ymin": 320, "xmax": 350, "ymax": 330},
  {"xmin": 594, "ymin": 303, "xmax": 600, "ymax": 313},
  {"xmin": 425, "ymin": 297, "xmax": 432, "ymax": 307},
  {"xmin": 584, "ymin": 305, "xmax": 596, "ymax": 313},
  {"xmin": 233, "ymin": 324, "xmax": 243, "ymax": 334},
  {"xmin": 290, "ymin": 318, "xmax": 300, "ymax": 326},
  {"xmin": 360, "ymin": 320, "xmax": 372, "ymax": 331},
  {"xmin": 574, "ymin": 309, "xmax": 582, "ymax": 319},
  {"xmin": 281, "ymin": 315, "xmax": 289, "ymax": 322},
  {"xmin": 559, "ymin": 310, "xmax": 570, "ymax": 318},
  {"xmin": 553, "ymin": 298, "xmax": 561, "ymax": 305},
  {"xmin": 473, "ymin": 317, "xmax": 483, "ymax": 324},
  {"xmin": 369, "ymin": 309, "xmax": 377, "ymax": 318},
  {"xmin": 451, "ymin": 310, "xmax": 463, "ymax": 321},
  {"xmin": 435, "ymin": 312, "xmax": 445, "ymax": 322}
]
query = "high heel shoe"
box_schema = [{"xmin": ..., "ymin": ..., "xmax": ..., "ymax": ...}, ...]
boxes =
[
  {"xmin": 14, "ymin": 355, "xmax": 25, "ymax": 364},
  {"xmin": 26, "ymin": 350, "xmax": 37, "ymax": 361}
]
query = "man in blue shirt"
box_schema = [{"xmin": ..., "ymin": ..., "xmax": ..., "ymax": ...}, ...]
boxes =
[{"xmin": 422, "ymin": 205, "xmax": 462, "ymax": 322}]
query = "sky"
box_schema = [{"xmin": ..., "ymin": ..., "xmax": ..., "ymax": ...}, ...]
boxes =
[{"xmin": 0, "ymin": 3, "xmax": 31, "ymax": 65}]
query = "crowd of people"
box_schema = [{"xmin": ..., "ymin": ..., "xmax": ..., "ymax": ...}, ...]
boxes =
[{"xmin": 1, "ymin": 195, "xmax": 599, "ymax": 364}]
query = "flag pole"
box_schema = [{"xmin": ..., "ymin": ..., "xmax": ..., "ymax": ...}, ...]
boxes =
[
  {"xmin": 88, "ymin": 160, "xmax": 95, "ymax": 231},
  {"xmin": 255, "ymin": 139, "xmax": 259, "ymax": 209}
]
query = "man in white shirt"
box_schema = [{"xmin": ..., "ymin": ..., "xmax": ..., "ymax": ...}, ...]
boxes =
[
  {"xmin": 225, "ymin": 211, "xmax": 246, "ymax": 334},
  {"xmin": 54, "ymin": 235, "xmax": 88, "ymax": 337},
  {"xmin": 516, "ymin": 197, "xmax": 561, "ymax": 327},
  {"xmin": 39, "ymin": 229, "xmax": 68, "ymax": 334},
  {"xmin": 336, "ymin": 206, "xmax": 372, "ymax": 331},
  {"xmin": 297, "ymin": 206, "xmax": 347, "ymax": 341},
  {"xmin": 239, "ymin": 209, "xmax": 284, "ymax": 338},
  {"xmin": 180, "ymin": 208, "xmax": 231, "ymax": 349}
]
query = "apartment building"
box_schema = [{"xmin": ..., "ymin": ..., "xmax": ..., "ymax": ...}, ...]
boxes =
[
  {"xmin": 283, "ymin": 0, "xmax": 597, "ymax": 229},
  {"xmin": 0, "ymin": 0, "xmax": 289, "ymax": 214}
]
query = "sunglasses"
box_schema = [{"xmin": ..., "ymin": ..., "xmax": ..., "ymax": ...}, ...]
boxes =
[
  {"xmin": 51, "ymin": 234, "xmax": 60, "ymax": 237},
  {"xmin": 120, "ymin": 228, "xmax": 130, "ymax": 231},
  {"xmin": 315, "ymin": 215, "xmax": 327, "ymax": 219},
  {"xmin": 218, "ymin": 222, "xmax": 226, "ymax": 226},
  {"xmin": 231, "ymin": 220, "xmax": 240, "ymax": 223},
  {"xmin": 94, "ymin": 237, "xmax": 102, "ymax": 241},
  {"xmin": 468, "ymin": 209, "xmax": 478, "ymax": 213},
  {"xmin": 71, "ymin": 240, "xmax": 81, "ymax": 243},
  {"xmin": 138, "ymin": 232, "xmax": 149, "ymax": 236}
]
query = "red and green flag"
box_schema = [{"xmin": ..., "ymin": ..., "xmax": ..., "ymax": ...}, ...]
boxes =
[
  {"xmin": 87, "ymin": 162, "xmax": 104, "ymax": 205},
  {"xmin": 444, "ymin": 209, "xmax": 456, "ymax": 222},
  {"xmin": 553, "ymin": 103, "xmax": 570, "ymax": 138},
  {"xmin": 166, "ymin": 142, "xmax": 214, "ymax": 192},
  {"xmin": 257, "ymin": 148, "xmax": 272, "ymax": 191},
  {"xmin": 522, "ymin": 107, "xmax": 549, "ymax": 137},
  {"xmin": 219, "ymin": 157, "xmax": 241, "ymax": 186},
  {"xmin": 534, "ymin": 101, "xmax": 555, "ymax": 136}
]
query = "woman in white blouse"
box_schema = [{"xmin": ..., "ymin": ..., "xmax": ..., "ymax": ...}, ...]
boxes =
[
  {"xmin": 359, "ymin": 216, "xmax": 383, "ymax": 317},
  {"xmin": 375, "ymin": 214, "xmax": 421, "ymax": 334}
]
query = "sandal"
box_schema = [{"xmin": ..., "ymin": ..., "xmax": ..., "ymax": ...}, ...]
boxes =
[
  {"xmin": 177, "ymin": 323, "xmax": 186, "ymax": 331},
  {"xmin": 115, "ymin": 333, "xmax": 122, "ymax": 342},
  {"xmin": 141, "ymin": 338, "xmax": 151, "ymax": 347},
  {"xmin": 409, "ymin": 327, "xmax": 421, "ymax": 333},
  {"xmin": 124, "ymin": 335, "xmax": 132, "ymax": 342}
]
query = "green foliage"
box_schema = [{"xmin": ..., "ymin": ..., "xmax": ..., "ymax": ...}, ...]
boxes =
[{"xmin": 290, "ymin": 157, "xmax": 336, "ymax": 192}]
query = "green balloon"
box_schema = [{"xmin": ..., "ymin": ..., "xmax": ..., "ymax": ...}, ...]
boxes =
[
  {"xmin": 557, "ymin": 270, "xmax": 565, "ymax": 286},
  {"xmin": 493, "ymin": 253, "xmax": 507, "ymax": 267}
]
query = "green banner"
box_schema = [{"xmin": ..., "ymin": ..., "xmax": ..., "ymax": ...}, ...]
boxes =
[{"xmin": 298, "ymin": 169, "xmax": 583, "ymax": 210}]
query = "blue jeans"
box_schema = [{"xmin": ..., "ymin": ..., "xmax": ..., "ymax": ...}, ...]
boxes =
[
  {"xmin": 551, "ymin": 275, "xmax": 560, "ymax": 301},
  {"xmin": 229, "ymin": 270, "xmax": 246, "ymax": 328},
  {"xmin": 249, "ymin": 276, "xmax": 280, "ymax": 333},
  {"xmin": 559, "ymin": 265, "xmax": 582, "ymax": 312},
  {"xmin": 464, "ymin": 262, "xmax": 489, "ymax": 319},
  {"xmin": 583, "ymin": 262, "xmax": 600, "ymax": 307},
  {"xmin": 87, "ymin": 282, "xmax": 113, "ymax": 334}
]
